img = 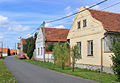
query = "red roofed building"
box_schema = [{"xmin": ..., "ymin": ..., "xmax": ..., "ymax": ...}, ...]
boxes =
[
  {"xmin": 0, "ymin": 48, "xmax": 17, "ymax": 56},
  {"xmin": 67, "ymin": 6, "xmax": 120, "ymax": 73},
  {"xmin": 34, "ymin": 27, "xmax": 70, "ymax": 63},
  {"xmin": 17, "ymin": 38, "xmax": 27, "ymax": 59}
]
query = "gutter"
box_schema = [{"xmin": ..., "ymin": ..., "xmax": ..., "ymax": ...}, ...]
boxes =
[{"xmin": 100, "ymin": 32, "xmax": 108, "ymax": 73}]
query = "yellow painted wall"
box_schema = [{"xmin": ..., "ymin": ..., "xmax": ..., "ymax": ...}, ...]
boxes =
[{"xmin": 67, "ymin": 6, "xmax": 113, "ymax": 67}]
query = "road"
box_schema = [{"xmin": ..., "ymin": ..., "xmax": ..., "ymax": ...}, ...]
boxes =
[{"xmin": 4, "ymin": 56, "xmax": 98, "ymax": 83}]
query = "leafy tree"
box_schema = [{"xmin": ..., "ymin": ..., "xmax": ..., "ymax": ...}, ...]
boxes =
[
  {"xmin": 27, "ymin": 38, "xmax": 35, "ymax": 59},
  {"xmin": 53, "ymin": 43, "xmax": 60, "ymax": 67},
  {"xmin": 7, "ymin": 48, "xmax": 11, "ymax": 56},
  {"xmin": 53, "ymin": 42, "xmax": 69, "ymax": 70},
  {"xmin": 71, "ymin": 45, "xmax": 81, "ymax": 72},
  {"xmin": 23, "ymin": 33, "xmax": 37, "ymax": 59},
  {"xmin": 111, "ymin": 38, "xmax": 120, "ymax": 81}
]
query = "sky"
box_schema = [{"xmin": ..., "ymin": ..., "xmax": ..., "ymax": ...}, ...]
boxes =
[{"xmin": 0, "ymin": 0, "xmax": 120, "ymax": 49}]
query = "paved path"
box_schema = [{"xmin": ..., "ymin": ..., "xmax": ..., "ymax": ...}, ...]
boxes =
[{"xmin": 4, "ymin": 56, "xmax": 98, "ymax": 83}]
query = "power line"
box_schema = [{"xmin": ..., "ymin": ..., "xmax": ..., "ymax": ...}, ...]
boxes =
[
  {"xmin": 54, "ymin": 1, "xmax": 120, "ymax": 27},
  {"xmin": 46, "ymin": 0, "xmax": 108, "ymax": 23}
]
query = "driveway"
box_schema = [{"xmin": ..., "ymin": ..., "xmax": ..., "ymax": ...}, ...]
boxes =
[{"xmin": 4, "ymin": 56, "xmax": 98, "ymax": 83}]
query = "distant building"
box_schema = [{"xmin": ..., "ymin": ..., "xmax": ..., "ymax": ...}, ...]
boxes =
[
  {"xmin": 17, "ymin": 38, "xmax": 27, "ymax": 58},
  {"xmin": 0, "ymin": 48, "xmax": 17, "ymax": 56},
  {"xmin": 67, "ymin": 6, "xmax": 120, "ymax": 73},
  {"xmin": 35, "ymin": 27, "xmax": 70, "ymax": 63}
]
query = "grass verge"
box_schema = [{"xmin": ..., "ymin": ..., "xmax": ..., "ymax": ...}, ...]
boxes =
[
  {"xmin": 18, "ymin": 57, "xmax": 119, "ymax": 83},
  {"xmin": 0, "ymin": 58, "xmax": 17, "ymax": 83}
]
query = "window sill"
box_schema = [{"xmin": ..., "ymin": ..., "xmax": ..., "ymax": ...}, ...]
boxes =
[{"xmin": 87, "ymin": 55, "xmax": 93, "ymax": 56}]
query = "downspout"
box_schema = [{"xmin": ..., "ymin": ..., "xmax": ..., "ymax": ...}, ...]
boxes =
[
  {"xmin": 100, "ymin": 38, "xmax": 103, "ymax": 73},
  {"xmin": 100, "ymin": 34, "xmax": 107, "ymax": 73}
]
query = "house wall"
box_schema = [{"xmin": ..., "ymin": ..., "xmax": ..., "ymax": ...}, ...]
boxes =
[
  {"xmin": 67, "ymin": 6, "xmax": 113, "ymax": 72},
  {"xmin": 35, "ymin": 28, "xmax": 44, "ymax": 60}
]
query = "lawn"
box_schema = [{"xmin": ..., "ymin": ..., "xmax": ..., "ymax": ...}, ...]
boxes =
[
  {"xmin": 22, "ymin": 59, "xmax": 119, "ymax": 83},
  {"xmin": 0, "ymin": 58, "xmax": 17, "ymax": 83}
]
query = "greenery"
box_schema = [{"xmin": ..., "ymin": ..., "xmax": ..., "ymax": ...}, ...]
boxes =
[
  {"xmin": 46, "ymin": 42, "xmax": 54, "ymax": 52},
  {"xmin": 23, "ymin": 33, "xmax": 37, "ymax": 59},
  {"xmin": 111, "ymin": 38, "xmax": 120, "ymax": 81},
  {"xmin": 53, "ymin": 43, "xmax": 69, "ymax": 70},
  {"xmin": 7, "ymin": 48, "xmax": 11, "ymax": 56},
  {"xmin": 22, "ymin": 59, "xmax": 118, "ymax": 83},
  {"xmin": 0, "ymin": 58, "xmax": 17, "ymax": 83},
  {"xmin": 71, "ymin": 45, "xmax": 81, "ymax": 72}
]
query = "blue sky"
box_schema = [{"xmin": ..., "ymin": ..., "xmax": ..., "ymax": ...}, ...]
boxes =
[{"xmin": 0, "ymin": 0, "xmax": 120, "ymax": 49}]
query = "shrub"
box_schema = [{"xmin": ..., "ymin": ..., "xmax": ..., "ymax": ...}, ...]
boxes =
[{"xmin": 111, "ymin": 38, "xmax": 120, "ymax": 81}]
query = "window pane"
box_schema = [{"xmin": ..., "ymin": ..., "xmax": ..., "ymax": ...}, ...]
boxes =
[
  {"xmin": 91, "ymin": 41, "xmax": 93, "ymax": 55},
  {"xmin": 77, "ymin": 42, "xmax": 81, "ymax": 55},
  {"xmin": 88, "ymin": 41, "xmax": 91, "ymax": 55},
  {"xmin": 83, "ymin": 19, "xmax": 87, "ymax": 27},
  {"xmin": 78, "ymin": 21, "xmax": 80, "ymax": 29}
]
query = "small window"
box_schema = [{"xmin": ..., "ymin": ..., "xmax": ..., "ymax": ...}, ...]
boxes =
[
  {"xmin": 41, "ymin": 47, "xmax": 42, "ymax": 55},
  {"xmin": 77, "ymin": 42, "xmax": 81, "ymax": 55},
  {"xmin": 88, "ymin": 40, "xmax": 93, "ymax": 56},
  {"xmin": 38, "ymin": 48, "xmax": 39, "ymax": 55},
  {"xmin": 83, "ymin": 19, "xmax": 87, "ymax": 27},
  {"xmin": 78, "ymin": 21, "xmax": 81, "ymax": 29}
]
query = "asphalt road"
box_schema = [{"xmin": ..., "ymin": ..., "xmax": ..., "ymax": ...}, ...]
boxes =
[{"xmin": 4, "ymin": 56, "xmax": 98, "ymax": 83}]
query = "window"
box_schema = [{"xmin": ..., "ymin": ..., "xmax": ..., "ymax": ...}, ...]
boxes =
[
  {"xmin": 77, "ymin": 42, "xmax": 81, "ymax": 55},
  {"xmin": 88, "ymin": 40, "xmax": 93, "ymax": 56},
  {"xmin": 83, "ymin": 19, "xmax": 87, "ymax": 27},
  {"xmin": 41, "ymin": 47, "xmax": 42, "ymax": 55},
  {"xmin": 78, "ymin": 21, "xmax": 81, "ymax": 29},
  {"xmin": 38, "ymin": 48, "xmax": 39, "ymax": 55}
]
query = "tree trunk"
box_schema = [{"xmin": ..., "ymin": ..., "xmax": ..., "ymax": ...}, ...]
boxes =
[
  {"xmin": 62, "ymin": 63, "xmax": 64, "ymax": 70},
  {"xmin": 72, "ymin": 63, "xmax": 74, "ymax": 72}
]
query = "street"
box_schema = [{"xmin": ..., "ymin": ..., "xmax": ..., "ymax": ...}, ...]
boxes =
[{"xmin": 4, "ymin": 56, "xmax": 98, "ymax": 83}]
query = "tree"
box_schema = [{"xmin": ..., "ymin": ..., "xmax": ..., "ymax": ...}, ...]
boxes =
[
  {"xmin": 27, "ymin": 37, "xmax": 35, "ymax": 59},
  {"xmin": 111, "ymin": 38, "xmax": 120, "ymax": 81},
  {"xmin": 53, "ymin": 42, "xmax": 69, "ymax": 70},
  {"xmin": 71, "ymin": 45, "xmax": 81, "ymax": 72},
  {"xmin": 7, "ymin": 48, "xmax": 11, "ymax": 56},
  {"xmin": 23, "ymin": 33, "xmax": 37, "ymax": 59}
]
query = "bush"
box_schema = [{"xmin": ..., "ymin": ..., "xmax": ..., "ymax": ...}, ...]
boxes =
[
  {"xmin": 53, "ymin": 42, "xmax": 69, "ymax": 70},
  {"xmin": 111, "ymin": 39, "xmax": 120, "ymax": 81}
]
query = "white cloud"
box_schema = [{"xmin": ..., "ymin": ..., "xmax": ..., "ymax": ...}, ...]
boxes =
[
  {"xmin": 64, "ymin": 6, "xmax": 71, "ymax": 11},
  {"xmin": 0, "ymin": 15, "xmax": 31, "ymax": 32},
  {"xmin": 64, "ymin": 6, "xmax": 73, "ymax": 16},
  {"xmin": 85, "ymin": 5, "xmax": 99, "ymax": 9},
  {"xmin": 93, "ymin": 5, "xmax": 99, "ymax": 9},
  {"xmin": 85, "ymin": 6, "xmax": 89, "ymax": 8},
  {"xmin": 75, "ymin": 8, "xmax": 79, "ymax": 12},
  {"xmin": 0, "ymin": 35, "xmax": 3, "ymax": 39},
  {"xmin": 0, "ymin": 15, "xmax": 8, "ymax": 25},
  {"xmin": 45, "ymin": 23, "xmax": 52, "ymax": 27},
  {"xmin": 8, "ymin": 24, "xmax": 30, "ymax": 32},
  {"xmin": 66, "ymin": 12, "xmax": 73, "ymax": 16},
  {"xmin": 53, "ymin": 25, "xmax": 66, "ymax": 29}
]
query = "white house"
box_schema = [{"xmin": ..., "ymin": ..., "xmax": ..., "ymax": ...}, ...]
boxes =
[{"xmin": 34, "ymin": 27, "xmax": 70, "ymax": 62}]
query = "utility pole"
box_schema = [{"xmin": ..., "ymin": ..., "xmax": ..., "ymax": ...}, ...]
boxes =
[
  {"xmin": 43, "ymin": 21, "xmax": 46, "ymax": 62},
  {"xmin": 15, "ymin": 43, "xmax": 17, "ymax": 56},
  {"xmin": 1, "ymin": 42, "xmax": 3, "ymax": 57}
]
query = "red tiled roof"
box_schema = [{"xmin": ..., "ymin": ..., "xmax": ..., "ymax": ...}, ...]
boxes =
[
  {"xmin": 0, "ymin": 48, "xmax": 17, "ymax": 54},
  {"xmin": 21, "ymin": 38, "xmax": 27, "ymax": 45},
  {"xmin": 41, "ymin": 27, "xmax": 70, "ymax": 42},
  {"xmin": 0, "ymin": 48, "xmax": 7, "ymax": 53},
  {"xmin": 10, "ymin": 49, "xmax": 17, "ymax": 54},
  {"xmin": 87, "ymin": 8, "xmax": 120, "ymax": 32}
]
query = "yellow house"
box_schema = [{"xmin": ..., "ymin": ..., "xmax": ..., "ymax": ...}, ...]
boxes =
[{"xmin": 67, "ymin": 6, "xmax": 120, "ymax": 73}]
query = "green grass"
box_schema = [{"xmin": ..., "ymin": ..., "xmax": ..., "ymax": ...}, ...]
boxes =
[
  {"xmin": 21, "ymin": 59, "xmax": 119, "ymax": 83},
  {"xmin": 0, "ymin": 58, "xmax": 17, "ymax": 83}
]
